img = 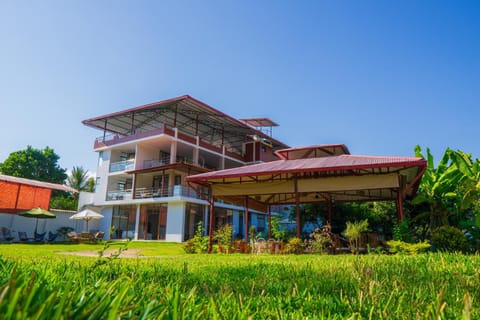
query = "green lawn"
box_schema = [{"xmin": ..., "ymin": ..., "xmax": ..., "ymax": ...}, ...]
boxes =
[
  {"xmin": 0, "ymin": 242, "xmax": 479, "ymax": 319},
  {"xmin": 0, "ymin": 240, "xmax": 185, "ymax": 258}
]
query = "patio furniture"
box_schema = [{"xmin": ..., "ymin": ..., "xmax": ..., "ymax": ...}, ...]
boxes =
[
  {"xmin": 94, "ymin": 231, "xmax": 105, "ymax": 242},
  {"xmin": 34, "ymin": 231, "xmax": 46, "ymax": 242},
  {"xmin": 254, "ymin": 238, "xmax": 268, "ymax": 254},
  {"xmin": 1, "ymin": 227, "xmax": 14, "ymax": 242},
  {"xmin": 47, "ymin": 231, "xmax": 58, "ymax": 242},
  {"xmin": 67, "ymin": 231, "xmax": 80, "ymax": 242},
  {"xmin": 18, "ymin": 231, "xmax": 32, "ymax": 242},
  {"xmin": 331, "ymin": 234, "xmax": 350, "ymax": 254},
  {"xmin": 79, "ymin": 232, "xmax": 92, "ymax": 242}
]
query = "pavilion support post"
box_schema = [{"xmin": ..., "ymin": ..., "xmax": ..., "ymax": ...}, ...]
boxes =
[
  {"xmin": 267, "ymin": 205, "xmax": 272, "ymax": 239},
  {"xmin": 245, "ymin": 196, "xmax": 249, "ymax": 242},
  {"xmin": 328, "ymin": 198, "xmax": 332, "ymax": 225},
  {"xmin": 294, "ymin": 177, "xmax": 301, "ymax": 238},
  {"xmin": 396, "ymin": 189, "xmax": 404, "ymax": 221},
  {"xmin": 208, "ymin": 191, "xmax": 215, "ymax": 254}
]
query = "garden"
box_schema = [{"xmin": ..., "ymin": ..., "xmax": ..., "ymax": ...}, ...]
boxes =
[
  {"xmin": 0, "ymin": 242, "xmax": 479, "ymax": 319},
  {"xmin": 1, "ymin": 146, "xmax": 480, "ymax": 319}
]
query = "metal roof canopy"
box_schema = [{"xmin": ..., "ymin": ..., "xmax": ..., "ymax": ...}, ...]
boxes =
[
  {"xmin": 82, "ymin": 95, "xmax": 289, "ymax": 155},
  {"xmin": 186, "ymin": 148, "xmax": 427, "ymax": 244}
]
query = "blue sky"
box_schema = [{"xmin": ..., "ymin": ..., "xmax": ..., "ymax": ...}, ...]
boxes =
[{"xmin": 1, "ymin": 1, "xmax": 479, "ymax": 174}]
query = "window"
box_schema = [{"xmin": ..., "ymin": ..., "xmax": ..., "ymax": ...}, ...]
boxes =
[{"xmin": 257, "ymin": 215, "xmax": 266, "ymax": 233}]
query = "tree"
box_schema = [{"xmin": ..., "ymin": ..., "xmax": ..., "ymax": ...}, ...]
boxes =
[
  {"xmin": 67, "ymin": 166, "xmax": 94, "ymax": 199},
  {"xmin": 412, "ymin": 146, "xmax": 463, "ymax": 230},
  {"xmin": 0, "ymin": 146, "xmax": 67, "ymax": 184}
]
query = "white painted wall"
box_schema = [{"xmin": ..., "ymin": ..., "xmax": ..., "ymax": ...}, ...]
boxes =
[
  {"xmin": 166, "ymin": 202, "xmax": 185, "ymax": 242},
  {"xmin": 94, "ymin": 150, "xmax": 110, "ymax": 205},
  {"xmin": 99, "ymin": 207, "xmax": 113, "ymax": 240}
]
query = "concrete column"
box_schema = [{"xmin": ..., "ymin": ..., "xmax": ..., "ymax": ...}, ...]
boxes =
[
  {"xmin": 165, "ymin": 202, "xmax": 186, "ymax": 242},
  {"xmin": 193, "ymin": 136, "xmax": 199, "ymax": 165},
  {"xmin": 219, "ymin": 145, "xmax": 225, "ymax": 170},
  {"xmin": 134, "ymin": 204, "xmax": 140, "ymax": 240},
  {"xmin": 170, "ymin": 128, "xmax": 178, "ymax": 164}
]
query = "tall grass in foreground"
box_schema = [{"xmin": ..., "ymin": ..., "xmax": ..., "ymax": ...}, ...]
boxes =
[{"xmin": 0, "ymin": 253, "xmax": 478, "ymax": 319}]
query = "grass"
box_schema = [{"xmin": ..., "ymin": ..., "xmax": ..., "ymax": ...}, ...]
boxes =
[
  {"xmin": 0, "ymin": 241, "xmax": 185, "ymax": 258},
  {"xmin": 0, "ymin": 242, "xmax": 479, "ymax": 319}
]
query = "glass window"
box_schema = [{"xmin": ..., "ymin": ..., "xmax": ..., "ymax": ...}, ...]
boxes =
[
  {"xmin": 138, "ymin": 204, "xmax": 168, "ymax": 240},
  {"xmin": 111, "ymin": 205, "xmax": 136, "ymax": 239},
  {"xmin": 184, "ymin": 203, "xmax": 205, "ymax": 240}
]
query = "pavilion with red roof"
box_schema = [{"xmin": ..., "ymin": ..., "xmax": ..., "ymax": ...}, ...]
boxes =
[{"xmin": 186, "ymin": 144, "xmax": 427, "ymax": 242}]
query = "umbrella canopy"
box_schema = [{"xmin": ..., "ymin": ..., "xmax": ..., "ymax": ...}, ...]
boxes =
[
  {"xmin": 19, "ymin": 207, "xmax": 56, "ymax": 234},
  {"xmin": 70, "ymin": 209, "xmax": 104, "ymax": 232}
]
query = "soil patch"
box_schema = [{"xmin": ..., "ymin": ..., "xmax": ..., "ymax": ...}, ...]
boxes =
[{"xmin": 57, "ymin": 249, "xmax": 151, "ymax": 258}]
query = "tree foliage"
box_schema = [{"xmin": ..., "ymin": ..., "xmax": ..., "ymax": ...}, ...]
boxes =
[
  {"xmin": 0, "ymin": 146, "xmax": 67, "ymax": 184},
  {"xmin": 67, "ymin": 166, "xmax": 94, "ymax": 199},
  {"xmin": 411, "ymin": 146, "xmax": 480, "ymax": 248}
]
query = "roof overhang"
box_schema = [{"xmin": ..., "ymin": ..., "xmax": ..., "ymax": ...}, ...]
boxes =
[{"xmin": 82, "ymin": 95, "xmax": 289, "ymax": 156}]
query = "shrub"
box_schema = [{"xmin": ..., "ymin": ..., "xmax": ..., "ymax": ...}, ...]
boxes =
[
  {"xmin": 393, "ymin": 217, "xmax": 414, "ymax": 242},
  {"xmin": 183, "ymin": 221, "xmax": 209, "ymax": 254},
  {"xmin": 284, "ymin": 237, "xmax": 305, "ymax": 254},
  {"xmin": 431, "ymin": 226, "xmax": 469, "ymax": 253},
  {"xmin": 386, "ymin": 240, "xmax": 431, "ymax": 254},
  {"xmin": 214, "ymin": 224, "xmax": 233, "ymax": 254},
  {"xmin": 343, "ymin": 219, "xmax": 369, "ymax": 254},
  {"xmin": 307, "ymin": 223, "xmax": 332, "ymax": 254}
]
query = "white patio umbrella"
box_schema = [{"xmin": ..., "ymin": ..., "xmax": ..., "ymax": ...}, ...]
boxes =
[{"xmin": 69, "ymin": 209, "xmax": 104, "ymax": 232}]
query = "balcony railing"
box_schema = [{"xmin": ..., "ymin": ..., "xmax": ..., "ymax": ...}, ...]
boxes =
[
  {"xmin": 106, "ymin": 189, "xmax": 133, "ymax": 201},
  {"xmin": 110, "ymin": 160, "xmax": 135, "ymax": 173},
  {"xmin": 135, "ymin": 185, "xmax": 199, "ymax": 199},
  {"xmin": 106, "ymin": 185, "xmax": 201, "ymax": 201}
]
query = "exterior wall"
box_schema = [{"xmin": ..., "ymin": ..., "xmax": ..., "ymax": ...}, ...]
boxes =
[
  {"xmin": 135, "ymin": 144, "xmax": 155, "ymax": 170},
  {"xmin": 99, "ymin": 207, "xmax": 114, "ymax": 239},
  {"xmin": 94, "ymin": 150, "xmax": 111, "ymax": 205},
  {"xmin": 165, "ymin": 202, "xmax": 185, "ymax": 242},
  {"xmin": 87, "ymin": 120, "xmax": 273, "ymax": 243}
]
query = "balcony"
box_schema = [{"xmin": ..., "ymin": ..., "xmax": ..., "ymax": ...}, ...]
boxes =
[
  {"xmin": 105, "ymin": 185, "xmax": 201, "ymax": 201},
  {"xmin": 94, "ymin": 126, "xmax": 171, "ymax": 149},
  {"xmin": 106, "ymin": 189, "xmax": 133, "ymax": 201},
  {"xmin": 135, "ymin": 185, "xmax": 199, "ymax": 199},
  {"xmin": 110, "ymin": 160, "xmax": 135, "ymax": 173}
]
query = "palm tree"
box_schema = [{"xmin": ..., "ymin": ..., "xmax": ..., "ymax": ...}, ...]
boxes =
[{"xmin": 67, "ymin": 166, "xmax": 92, "ymax": 200}]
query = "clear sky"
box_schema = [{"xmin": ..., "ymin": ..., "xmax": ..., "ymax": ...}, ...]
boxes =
[{"xmin": 1, "ymin": 1, "xmax": 479, "ymax": 174}]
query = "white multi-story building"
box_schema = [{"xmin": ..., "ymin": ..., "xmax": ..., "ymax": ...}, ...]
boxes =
[{"xmin": 81, "ymin": 95, "xmax": 289, "ymax": 242}]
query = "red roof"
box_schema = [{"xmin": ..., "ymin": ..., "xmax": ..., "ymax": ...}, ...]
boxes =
[
  {"xmin": 186, "ymin": 154, "xmax": 426, "ymax": 181},
  {"xmin": 0, "ymin": 174, "xmax": 76, "ymax": 192},
  {"xmin": 275, "ymin": 144, "xmax": 350, "ymax": 160}
]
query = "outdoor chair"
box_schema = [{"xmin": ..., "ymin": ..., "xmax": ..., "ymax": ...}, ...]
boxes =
[
  {"xmin": 67, "ymin": 231, "xmax": 80, "ymax": 242},
  {"xmin": 18, "ymin": 231, "xmax": 31, "ymax": 242},
  {"xmin": 1, "ymin": 227, "xmax": 14, "ymax": 242},
  {"xmin": 94, "ymin": 231, "xmax": 105, "ymax": 242},
  {"xmin": 254, "ymin": 238, "xmax": 267, "ymax": 254},
  {"xmin": 79, "ymin": 232, "xmax": 92, "ymax": 242},
  {"xmin": 34, "ymin": 231, "xmax": 46, "ymax": 242},
  {"xmin": 331, "ymin": 234, "xmax": 350, "ymax": 254},
  {"xmin": 47, "ymin": 231, "xmax": 58, "ymax": 242}
]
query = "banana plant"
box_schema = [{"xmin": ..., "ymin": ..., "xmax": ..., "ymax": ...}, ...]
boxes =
[
  {"xmin": 412, "ymin": 146, "xmax": 463, "ymax": 229},
  {"xmin": 449, "ymin": 149, "xmax": 480, "ymax": 227}
]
